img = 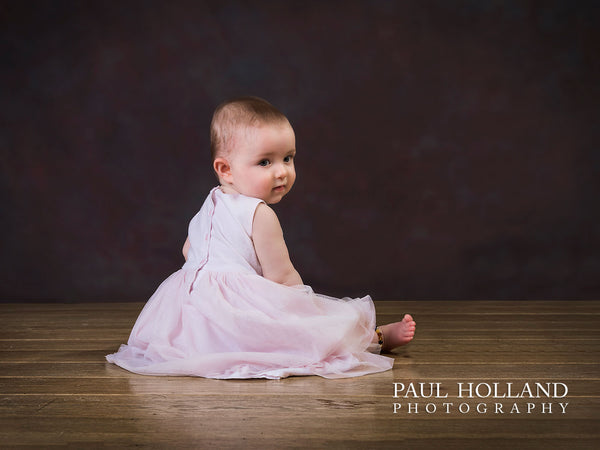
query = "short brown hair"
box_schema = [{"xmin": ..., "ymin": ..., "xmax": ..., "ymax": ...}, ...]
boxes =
[{"xmin": 210, "ymin": 96, "xmax": 289, "ymax": 161}]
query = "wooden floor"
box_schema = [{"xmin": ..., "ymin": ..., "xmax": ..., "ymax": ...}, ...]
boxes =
[{"xmin": 1, "ymin": 300, "xmax": 599, "ymax": 449}]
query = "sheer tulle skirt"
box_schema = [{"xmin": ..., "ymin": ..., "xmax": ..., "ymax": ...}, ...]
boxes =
[{"xmin": 106, "ymin": 269, "xmax": 393, "ymax": 379}]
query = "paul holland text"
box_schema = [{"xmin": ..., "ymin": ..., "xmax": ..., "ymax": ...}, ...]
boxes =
[{"xmin": 392, "ymin": 382, "xmax": 569, "ymax": 415}]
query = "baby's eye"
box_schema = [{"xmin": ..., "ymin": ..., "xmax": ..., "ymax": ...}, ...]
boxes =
[
  {"xmin": 258, "ymin": 159, "xmax": 270, "ymax": 167},
  {"xmin": 284, "ymin": 155, "xmax": 294, "ymax": 163}
]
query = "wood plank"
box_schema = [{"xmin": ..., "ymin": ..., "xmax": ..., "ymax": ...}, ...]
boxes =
[
  {"xmin": 2, "ymin": 362, "xmax": 600, "ymax": 379},
  {"xmin": 0, "ymin": 340, "xmax": 600, "ymax": 357},
  {"xmin": 1, "ymin": 375, "xmax": 598, "ymax": 401},
  {"xmin": 3, "ymin": 300, "xmax": 599, "ymax": 313},
  {"xmin": 375, "ymin": 300, "xmax": 600, "ymax": 314},
  {"xmin": 5, "ymin": 329, "xmax": 600, "ymax": 341},
  {"xmin": 2, "ymin": 325, "xmax": 599, "ymax": 341},
  {"xmin": 0, "ymin": 415, "xmax": 598, "ymax": 448},
  {"xmin": 0, "ymin": 346, "xmax": 596, "ymax": 364},
  {"xmin": 1, "ymin": 338, "xmax": 599, "ymax": 352},
  {"xmin": 0, "ymin": 394, "xmax": 593, "ymax": 418}
]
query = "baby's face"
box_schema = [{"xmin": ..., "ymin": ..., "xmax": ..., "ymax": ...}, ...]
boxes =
[{"xmin": 225, "ymin": 122, "xmax": 296, "ymax": 204}]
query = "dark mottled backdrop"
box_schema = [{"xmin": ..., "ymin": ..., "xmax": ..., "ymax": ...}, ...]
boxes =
[{"xmin": 1, "ymin": 0, "xmax": 598, "ymax": 301}]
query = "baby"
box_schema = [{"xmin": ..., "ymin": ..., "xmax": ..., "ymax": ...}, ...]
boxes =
[{"xmin": 107, "ymin": 96, "xmax": 415, "ymax": 379}]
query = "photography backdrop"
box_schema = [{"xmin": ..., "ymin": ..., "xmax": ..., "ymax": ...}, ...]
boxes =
[{"xmin": 1, "ymin": 0, "xmax": 598, "ymax": 301}]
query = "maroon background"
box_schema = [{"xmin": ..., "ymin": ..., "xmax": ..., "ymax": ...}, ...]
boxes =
[{"xmin": 1, "ymin": 1, "xmax": 598, "ymax": 301}]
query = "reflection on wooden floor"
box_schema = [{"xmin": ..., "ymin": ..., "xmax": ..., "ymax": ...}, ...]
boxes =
[{"xmin": 1, "ymin": 301, "xmax": 599, "ymax": 448}]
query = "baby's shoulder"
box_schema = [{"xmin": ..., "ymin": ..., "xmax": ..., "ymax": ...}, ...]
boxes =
[
  {"xmin": 252, "ymin": 203, "xmax": 282, "ymax": 237},
  {"xmin": 253, "ymin": 202, "xmax": 279, "ymax": 222}
]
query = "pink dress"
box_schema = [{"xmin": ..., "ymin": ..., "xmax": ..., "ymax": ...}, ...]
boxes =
[{"xmin": 106, "ymin": 187, "xmax": 393, "ymax": 379}]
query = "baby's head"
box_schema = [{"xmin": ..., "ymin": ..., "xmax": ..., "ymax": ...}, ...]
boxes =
[
  {"xmin": 210, "ymin": 96, "xmax": 297, "ymax": 204},
  {"xmin": 210, "ymin": 96, "xmax": 290, "ymax": 161}
]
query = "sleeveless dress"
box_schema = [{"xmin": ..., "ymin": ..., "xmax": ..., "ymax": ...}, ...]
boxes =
[{"xmin": 106, "ymin": 187, "xmax": 394, "ymax": 379}]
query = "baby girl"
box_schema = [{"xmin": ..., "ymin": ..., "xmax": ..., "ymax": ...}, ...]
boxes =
[{"xmin": 107, "ymin": 96, "xmax": 415, "ymax": 379}]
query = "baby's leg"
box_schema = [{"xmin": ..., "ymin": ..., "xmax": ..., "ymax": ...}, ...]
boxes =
[{"xmin": 374, "ymin": 314, "xmax": 416, "ymax": 352}]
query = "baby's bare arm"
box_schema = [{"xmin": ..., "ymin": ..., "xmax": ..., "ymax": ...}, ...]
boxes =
[
  {"xmin": 252, "ymin": 203, "xmax": 303, "ymax": 286},
  {"xmin": 182, "ymin": 237, "xmax": 190, "ymax": 261}
]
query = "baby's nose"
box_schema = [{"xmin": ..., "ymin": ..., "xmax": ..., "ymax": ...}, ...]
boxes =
[{"xmin": 274, "ymin": 164, "xmax": 287, "ymax": 178}]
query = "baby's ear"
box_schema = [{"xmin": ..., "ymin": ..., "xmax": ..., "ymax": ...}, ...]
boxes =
[{"xmin": 213, "ymin": 157, "xmax": 233, "ymax": 182}]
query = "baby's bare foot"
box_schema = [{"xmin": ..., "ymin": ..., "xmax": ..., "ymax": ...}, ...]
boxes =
[{"xmin": 380, "ymin": 314, "xmax": 416, "ymax": 351}]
